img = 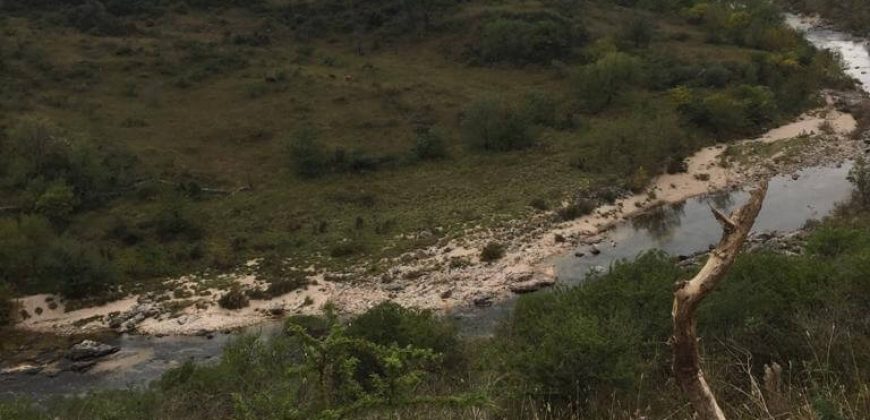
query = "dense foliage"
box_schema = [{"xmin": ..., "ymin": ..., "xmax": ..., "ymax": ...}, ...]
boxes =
[{"xmin": 4, "ymin": 208, "xmax": 869, "ymax": 418}]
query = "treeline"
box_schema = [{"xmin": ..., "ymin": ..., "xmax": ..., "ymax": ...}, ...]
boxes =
[{"xmin": 4, "ymin": 196, "xmax": 869, "ymax": 418}]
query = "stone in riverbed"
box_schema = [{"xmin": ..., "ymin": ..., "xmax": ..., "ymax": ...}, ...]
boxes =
[
  {"xmin": 1, "ymin": 364, "xmax": 43, "ymax": 376},
  {"xmin": 509, "ymin": 277, "xmax": 556, "ymax": 294},
  {"xmin": 472, "ymin": 295, "xmax": 493, "ymax": 307},
  {"xmin": 66, "ymin": 340, "xmax": 120, "ymax": 361}
]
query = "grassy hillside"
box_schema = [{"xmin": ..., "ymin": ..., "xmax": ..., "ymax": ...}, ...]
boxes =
[{"xmin": 0, "ymin": 0, "xmax": 851, "ymax": 308}]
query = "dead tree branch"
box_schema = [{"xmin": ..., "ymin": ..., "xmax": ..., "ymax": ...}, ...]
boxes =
[{"xmin": 672, "ymin": 181, "xmax": 769, "ymax": 420}]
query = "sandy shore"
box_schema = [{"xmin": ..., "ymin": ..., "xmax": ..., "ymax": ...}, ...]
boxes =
[{"xmin": 13, "ymin": 100, "xmax": 860, "ymax": 336}]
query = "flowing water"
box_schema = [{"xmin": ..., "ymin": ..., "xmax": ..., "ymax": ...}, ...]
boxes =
[{"xmin": 2, "ymin": 15, "xmax": 869, "ymax": 400}]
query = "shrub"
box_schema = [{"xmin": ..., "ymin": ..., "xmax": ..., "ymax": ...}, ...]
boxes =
[
  {"xmin": 34, "ymin": 181, "xmax": 79, "ymax": 224},
  {"xmin": 153, "ymin": 197, "xmax": 204, "ymax": 242},
  {"xmin": 496, "ymin": 252, "xmax": 680, "ymax": 401},
  {"xmin": 411, "ymin": 126, "xmax": 449, "ymax": 161},
  {"xmin": 285, "ymin": 128, "xmax": 328, "ymax": 178},
  {"xmin": 346, "ymin": 302, "xmax": 463, "ymax": 369},
  {"xmin": 0, "ymin": 284, "xmax": 15, "ymax": 326},
  {"xmin": 329, "ymin": 240, "xmax": 366, "ymax": 258},
  {"xmin": 521, "ymin": 91, "xmax": 559, "ymax": 127},
  {"xmin": 1, "ymin": 116, "xmax": 137, "ymax": 209},
  {"xmin": 477, "ymin": 15, "xmax": 578, "ymax": 65},
  {"xmin": 0, "ymin": 215, "xmax": 56, "ymax": 294},
  {"xmin": 218, "ymin": 287, "xmax": 249, "ymax": 310},
  {"xmin": 556, "ymin": 199, "xmax": 596, "ymax": 221},
  {"xmin": 573, "ymin": 52, "xmax": 642, "ymax": 113},
  {"xmin": 574, "ymin": 110, "xmax": 692, "ymax": 178},
  {"xmin": 529, "ymin": 198, "xmax": 549, "ymax": 211},
  {"xmin": 45, "ymin": 240, "xmax": 118, "ymax": 300},
  {"xmin": 848, "ymin": 157, "xmax": 870, "ymax": 208},
  {"xmin": 480, "ymin": 242, "xmax": 506, "ymax": 262},
  {"xmin": 462, "ymin": 98, "xmax": 534, "ymax": 152}
]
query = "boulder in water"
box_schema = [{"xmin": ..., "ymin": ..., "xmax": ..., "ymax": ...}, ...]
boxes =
[{"xmin": 66, "ymin": 340, "xmax": 119, "ymax": 361}]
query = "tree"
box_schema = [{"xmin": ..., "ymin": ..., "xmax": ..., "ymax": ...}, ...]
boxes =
[
  {"xmin": 847, "ymin": 156, "xmax": 870, "ymax": 208},
  {"xmin": 573, "ymin": 52, "xmax": 642, "ymax": 112},
  {"xmin": 672, "ymin": 182, "xmax": 768, "ymax": 420},
  {"xmin": 44, "ymin": 240, "xmax": 117, "ymax": 300},
  {"xmin": 461, "ymin": 98, "xmax": 534, "ymax": 152},
  {"xmin": 0, "ymin": 215, "xmax": 56, "ymax": 293},
  {"xmin": 411, "ymin": 126, "xmax": 449, "ymax": 160},
  {"xmin": 35, "ymin": 181, "xmax": 79, "ymax": 224}
]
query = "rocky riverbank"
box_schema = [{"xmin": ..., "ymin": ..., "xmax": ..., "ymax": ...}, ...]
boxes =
[{"xmin": 7, "ymin": 90, "xmax": 867, "ymax": 338}]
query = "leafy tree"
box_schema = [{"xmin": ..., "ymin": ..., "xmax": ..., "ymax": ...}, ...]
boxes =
[
  {"xmin": 521, "ymin": 90, "xmax": 559, "ymax": 127},
  {"xmin": 44, "ymin": 240, "xmax": 117, "ymax": 300},
  {"xmin": 0, "ymin": 215, "xmax": 56, "ymax": 293},
  {"xmin": 346, "ymin": 302, "xmax": 463, "ymax": 370},
  {"xmin": 153, "ymin": 196, "xmax": 204, "ymax": 242},
  {"xmin": 478, "ymin": 16, "xmax": 577, "ymax": 65},
  {"xmin": 461, "ymin": 99, "xmax": 534, "ymax": 152},
  {"xmin": 411, "ymin": 126, "xmax": 449, "ymax": 161},
  {"xmin": 573, "ymin": 52, "xmax": 642, "ymax": 112},
  {"xmin": 497, "ymin": 252, "xmax": 679, "ymax": 401},
  {"xmin": 848, "ymin": 157, "xmax": 870, "ymax": 208},
  {"xmin": 34, "ymin": 181, "xmax": 79, "ymax": 224}
]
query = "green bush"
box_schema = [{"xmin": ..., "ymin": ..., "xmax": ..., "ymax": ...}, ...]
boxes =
[
  {"xmin": 285, "ymin": 128, "xmax": 328, "ymax": 178},
  {"xmin": 153, "ymin": 197, "xmax": 204, "ymax": 242},
  {"xmin": 0, "ymin": 284, "xmax": 15, "ymax": 326},
  {"xmin": 848, "ymin": 157, "xmax": 870, "ymax": 208},
  {"xmin": 34, "ymin": 181, "xmax": 79, "ymax": 224},
  {"xmin": 218, "ymin": 287, "xmax": 249, "ymax": 310},
  {"xmin": 573, "ymin": 52, "xmax": 642, "ymax": 112},
  {"xmin": 0, "ymin": 215, "xmax": 57, "ymax": 294},
  {"xmin": 480, "ymin": 241, "xmax": 506, "ymax": 262},
  {"xmin": 573, "ymin": 110, "xmax": 693, "ymax": 179},
  {"xmin": 347, "ymin": 302, "xmax": 463, "ymax": 369},
  {"xmin": 556, "ymin": 198, "xmax": 596, "ymax": 221},
  {"xmin": 677, "ymin": 85, "xmax": 777, "ymax": 135},
  {"xmin": 45, "ymin": 240, "xmax": 118, "ymax": 300},
  {"xmin": 521, "ymin": 91, "xmax": 559, "ymax": 127},
  {"xmin": 462, "ymin": 98, "xmax": 534, "ymax": 152},
  {"xmin": 411, "ymin": 126, "xmax": 449, "ymax": 161},
  {"xmin": 477, "ymin": 15, "xmax": 579, "ymax": 65},
  {"xmin": 0, "ymin": 116, "xmax": 137, "ymax": 210},
  {"xmin": 496, "ymin": 252, "xmax": 679, "ymax": 401}
]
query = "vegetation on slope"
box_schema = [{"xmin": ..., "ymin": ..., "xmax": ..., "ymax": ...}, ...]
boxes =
[
  {"xmin": 0, "ymin": 0, "xmax": 852, "ymax": 311},
  {"xmin": 4, "ymin": 183, "xmax": 870, "ymax": 418}
]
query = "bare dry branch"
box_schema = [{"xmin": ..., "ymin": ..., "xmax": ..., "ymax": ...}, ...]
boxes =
[{"xmin": 672, "ymin": 181, "xmax": 769, "ymax": 420}]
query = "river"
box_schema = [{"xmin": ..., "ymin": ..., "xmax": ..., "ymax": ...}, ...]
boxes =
[{"xmin": 2, "ymin": 14, "xmax": 869, "ymax": 399}]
